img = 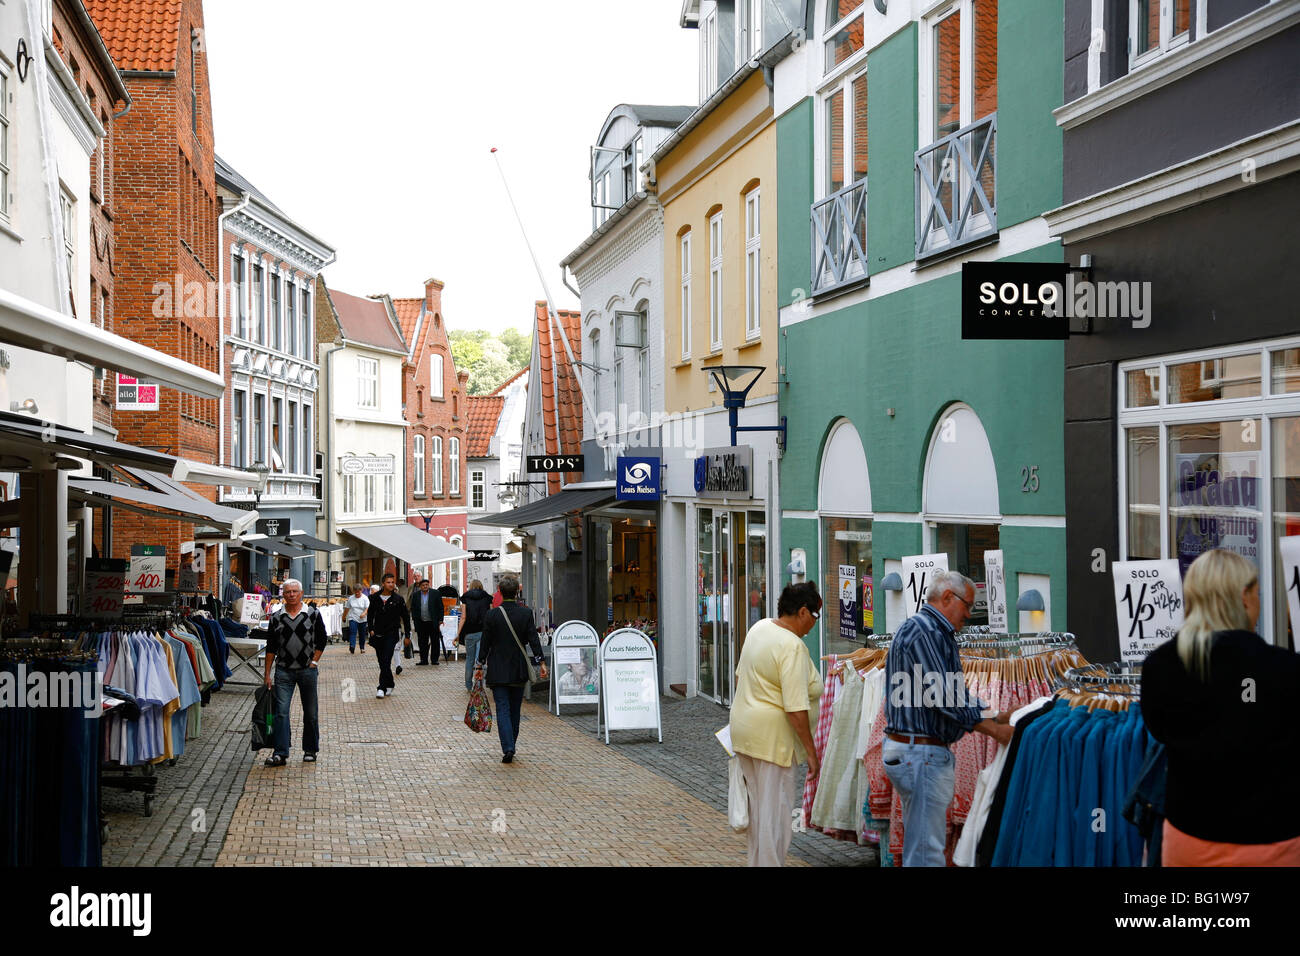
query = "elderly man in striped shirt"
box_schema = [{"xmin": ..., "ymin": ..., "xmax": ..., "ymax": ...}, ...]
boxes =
[{"xmin": 883, "ymin": 570, "xmax": 1014, "ymax": 866}]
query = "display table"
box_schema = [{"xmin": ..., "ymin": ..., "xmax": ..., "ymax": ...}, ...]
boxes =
[{"xmin": 225, "ymin": 635, "xmax": 268, "ymax": 685}]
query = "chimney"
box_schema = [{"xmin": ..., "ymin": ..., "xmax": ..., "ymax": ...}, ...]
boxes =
[{"xmin": 424, "ymin": 277, "xmax": 445, "ymax": 313}]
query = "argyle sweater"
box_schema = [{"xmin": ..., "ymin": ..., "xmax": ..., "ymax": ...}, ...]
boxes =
[{"xmin": 267, "ymin": 607, "xmax": 328, "ymax": 669}]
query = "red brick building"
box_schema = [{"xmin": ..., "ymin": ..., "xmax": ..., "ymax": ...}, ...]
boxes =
[
  {"xmin": 85, "ymin": 0, "xmax": 222, "ymax": 582},
  {"xmin": 396, "ymin": 278, "xmax": 469, "ymax": 589}
]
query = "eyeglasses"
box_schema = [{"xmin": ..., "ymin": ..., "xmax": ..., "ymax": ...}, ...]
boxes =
[
  {"xmin": 951, "ymin": 591, "xmax": 974, "ymax": 612},
  {"xmin": 809, "ymin": 608, "xmax": 820, "ymax": 621}
]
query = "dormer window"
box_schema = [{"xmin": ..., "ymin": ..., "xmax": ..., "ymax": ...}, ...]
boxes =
[{"xmin": 700, "ymin": 5, "xmax": 719, "ymax": 99}]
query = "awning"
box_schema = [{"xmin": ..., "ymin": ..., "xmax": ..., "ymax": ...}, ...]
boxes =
[
  {"xmin": 0, "ymin": 411, "xmax": 177, "ymax": 472},
  {"xmin": 69, "ymin": 475, "xmax": 257, "ymax": 535},
  {"xmin": 342, "ymin": 523, "xmax": 472, "ymax": 567},
  {"xmin": 286, "ymin": 531, "xmax": 348, "ymax": 553},
  {"xmin": 242, "ymin": 536, "xmax": 311, "ymax": 559},
  {"xmin": 469, "ymin": 487, "xmax": 615, "ymax": 529}
]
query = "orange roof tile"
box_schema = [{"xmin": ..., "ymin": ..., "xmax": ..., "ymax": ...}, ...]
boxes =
[
  {"xmin": 465, "ymin": 395, "xmax": 505, "ymax": 459},
  {"xmin": 392, "ymin": 298, "xmax": 422, "ymax": 353},
  {"xmin": 533, "ymin": 301, "xmax": 583, "ymax": 495},
  {"xmin": 84, "ymin": 0, "xmax": 183, "ymax": 73}
]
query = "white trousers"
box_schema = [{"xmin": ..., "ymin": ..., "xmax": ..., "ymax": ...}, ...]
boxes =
[{"xmin": 737, "ymin": 753, "xmax": 796, "ymax": 867}]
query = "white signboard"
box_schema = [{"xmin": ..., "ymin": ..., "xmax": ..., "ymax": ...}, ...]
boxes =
[
  {"xmin": 240, "ymin": 592, "xmax": 266, "ymax": 626},
  {"xmin": 441, "ymin": 611, "xmax": 460, "ymax": 652},
  {"xmin": 901, "ymin": 553, "xmax": 950, "ymax": 618},
  {"xmin": 1112, "ymin": 559, "xmax": 1185, "ymax": 663},
  {"xmin": 984, "ymin": 549, "xmax": 1008, "ymax": 632},
  {"xmin": 1279, "ymin": 536, "xmax": 1300, "ymax": 640},
  {"xmin": 116, "ymin": 373, "xmax": 159, "ymax": 411},
  {"xmin": 553, "ymin": 620, "xmax": 600, "ymax": 709},
  {"xmin": 599, "ymin": 627, "xmax": 662, "ymax": 743},
  {"xmin": 339, "ymin": 455, "xmax": 395, "ymax": 475},
  {"xmin": 128, "ymin": 553, "xmax": 166, "ymax": 594}
]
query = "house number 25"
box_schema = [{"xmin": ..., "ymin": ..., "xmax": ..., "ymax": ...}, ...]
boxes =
[{"xmin": 1021, "ymin": 465, "xmax": 1040, "ymax": 493}]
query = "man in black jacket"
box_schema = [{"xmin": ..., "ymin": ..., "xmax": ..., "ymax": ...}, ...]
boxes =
[
  {"xmin": 474, "ymin": 574, "xmax": 548, "ymax": 763},
  {"xmin": 411, "ymin": 578, "xmax": 444, "ymax": 666},
  {"xmin": 368, "ymin": 572, "xmax": 411, "ymax": 698},
  {"xmin": 459, "ymin": 579, "xmax": 493, "ymax": 691}
]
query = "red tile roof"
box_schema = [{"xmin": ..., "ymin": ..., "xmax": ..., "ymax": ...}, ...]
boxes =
[
  {"xmin": 328, "ymin": 288, "xmax": 407, "ymax": 353},
  {"xmin": 534, "ymin": 302, "xmax": 583, "ymax": 495},
  {"xmin": 489, "ymin": 365, "xmax": 528, "ymax": 396},
  {"xmin": 84, "ymin": 0, "xmax": 183, "ymax": 73},
  {"xmin": 465, "ymin": 395, "xmax": 505, "ymax": 459},
  {"xmin": 392, "ymin": 298, "xmax": 422, "ymax": 353}
]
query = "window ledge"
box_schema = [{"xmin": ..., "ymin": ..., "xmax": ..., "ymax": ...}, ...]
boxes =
[
  {"xmin": 1054, "ymin": 2, "xmax": 1300, "ymax": 130},
  {"xmin": 673, "ymin": 359, "xmax": 693, "ymax": 369},
  {"xmin": 737, "ymin": 338, "xmax": 762, "ymax": 352},
  {"xmin": 702, "ymin": 350, "xmax": 725, "ymax": 362},
  {"xmin": 0, "ymin": 219, "xmax": 24, "ymax": 243}
]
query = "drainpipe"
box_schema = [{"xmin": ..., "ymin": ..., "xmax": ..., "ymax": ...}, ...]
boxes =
[{"xmin": 560, "ymin": 265, "xmax": 580, "ymax": 301}]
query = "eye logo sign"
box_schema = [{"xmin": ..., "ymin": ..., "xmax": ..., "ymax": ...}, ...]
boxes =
[{"xmin": 616, "ymin": 456, "xmax": 660, "ymax": 501}]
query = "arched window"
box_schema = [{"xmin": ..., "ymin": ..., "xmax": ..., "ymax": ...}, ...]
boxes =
[
  {"xmin": 450, "ymin": 536, "xmax": 464, "ymax": 591},
  {"xmin": 431, "ymin": 436, "xmax": 443, "ymax": 494},
  {"xmin": 431, "ymin": 353, "xmax": 444, "ymax": 398},
  {"xmin": 413, "ymin": 435, "xmax": 425, "ymax": 494},
  {"xmin": 449, "ymin": 437, "xmax": 460, "ymax": 495}
]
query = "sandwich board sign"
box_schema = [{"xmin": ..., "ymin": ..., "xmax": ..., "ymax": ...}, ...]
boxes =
[
  {"xmin": 551, "ymin": 619, "xmax": 601, "ymax": 715},
  {"xmin": 598, "ymin": 627, "xmax": 661, "ymax": 744}
]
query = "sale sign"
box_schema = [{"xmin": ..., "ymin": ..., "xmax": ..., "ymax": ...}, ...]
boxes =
[
  {"xmin": 85, "ymin": 558, "xmax": 127, "ymax": 620},
  {"xmin": 1112, "ymin": 559, "xmax": 1184, "ymax": 663},
  {"xmin": 129, "ymin": 544, "xmax": 166, "ymax": 593},
  {"xmin": 984, "ymin": 550, "xmax": 1008, "ymax": 632},
  {"xmin": 116, "ymin": 374, "xmax": 160, "ymax": 411},
  {"xmin": 901, "ymin": 553, "xmax": 950, "ymax": 619}
]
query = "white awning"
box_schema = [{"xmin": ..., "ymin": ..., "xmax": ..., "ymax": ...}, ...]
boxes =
[
  {"xmin": 69, "ymin": 475, "xmax": 258, "ymax": 536},
  {"xmin": 0, "ymin": 287, "xmax": 224, "ymax": 398},
  {"xmin": 342, "ymin": 522, "xmax": 471, "ymax": 567}
]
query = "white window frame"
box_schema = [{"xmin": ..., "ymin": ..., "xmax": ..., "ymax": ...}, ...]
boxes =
[
  {"xmin": 364, "ymin": 474, "xmax": 376, "ymax": 514},
  {"xmin": 1117, "ymin": 334, "xmax": 1300, "ymax": 646},
  {"xmin": 741, "ymin": 0, "xmax": 763, "ymax": 60},
  {"xmin": 0, "ymin": 62, "xmax": 11, "ymax": 222},
  {"xmin": 680, "ymin": 233, "xmax": 693, "ymax": 359},
  {"xmin": 414, "ymin": 435, "xmax": 425, "ymax": 494},
  {"xmin": 270, "ymin": 272, "xmax": 281, "ymax": 351},
  {"xmin": 431, "ymin": 436, "xmax": 443, "ymax": 494},
  {"xmin": 817, "ymin": 64, "xmax": 868, "ymax": 199},
  {"xmin": 287, "ymin": 400, "xmax": 298, "ymax": 473},
  {"xmin": 449, "ymin": 437, "xmax": 460, "ymax": 496},
  {"xmin": 638, "ymin": 312, "xmax": 650, "ymax": 414},
  {"xmin": 615, "ymin": 355, "xmax": 625, "ymax": 411},
  {"xmin": 383, "ymin": 474, "xmax": 395, "ymax": 513},
  {"xmin": 357, "ymin": 357, "xmax": 378, "ymax": 409},
  {"xmin": 60, "ymin": 189, "xmax": 76, "ymax": 293},
  {"xmin": 700, "ymin": 6, "xmax": 719, "ymax": 100},
  {"xmin": 918, "ymin": 0, "xmax": 997, "ymax": 149},
  {"xmin": 252, "ymin": 262, "xmax": 265, "ymax": 344},
  {"xmin": 285, "ymin": 279, "xmax": 298, "ymax": 355},
  {"xmin": 231, "ymin": 388, "xmax": 247, "ymax": 468},
  {"xmin": 270, "ymin": 396, "xmax": 283, "ymax": 470},
  {"xmin": 1129, "ymin": 0, "xmax": 1196, "ymax": 70},
  {"xmin": 470, "ymin": 469, "xmax": 486, "ymax": 511},
  {"xmin": 431, "ymin": 352, "xmax": 444, "ymax": 399},
  {"xmin": 450, "ymin": 536, "xmax": 464, "ymax": 591},
  {"xmin": 589, "ymin": 328, "xmax": 601, "ymax": 398},
  {"xmin": 302, "ymin": 402, "xmax": 312, "ymax": 478},
  {"xmin": 301, "ymin": 286, "xmax": 312, "ymax": 359},
  {"xmin": 252, "ymin": 391, "xmax": 266, "ymax": 465},
  {"xmin": 744, "ymin": 189, "xmax": 761, "ymax": 340},
  {"xmin": 709, "ymin": 212, "xmax": 724, "ymax": 351},
  {"xmin": 342, "ymin": 474, "xmax": 356, "ymax": 515},
  {"xmin": 823, "ymin": 2, "xmax": 867, "ymax": 77}
]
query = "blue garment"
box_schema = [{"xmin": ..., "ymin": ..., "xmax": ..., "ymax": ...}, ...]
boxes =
[
  {"xmin": 348, "ymin": 618, "xmax": 368, "ymax": 651},
  {"xmin": 1074, "ymin": 709, "xmax": 1118, "ymax": 866},
  {"xmin": 881, "ymin": 739, "xmax": 955, "ymax": 866},
  {"xmin": 1018, "ymin": 706, "xmax": 1089, "ymax": 866},
  {"xmin": 491, "ymin": 683, "xmax": 525, "ymax": 756},
  {"xmin": 1054, "ymin": 705, "xmax": 1097, "ymax": 866},
  {"xmin": 163, "ymin": 634, "xmax": 201, "ymax": 757},
  {"xmin": 1121, "ymin": 706, "xmax": 1149, "ymax": 865},
  {"xmin": 991, "ymin": 700, "xmax": 1068, "ymax": 866},
  {"xmin": 884, "ymin": 605, "xmax": 988, "ymax": 744},
  {"xmin": 464, "ymin": 631, "xmax": 482, "ymax": 691},
  {"xmin": 272, "ymin": 665, "xmax": 320, "ymax": 757}
]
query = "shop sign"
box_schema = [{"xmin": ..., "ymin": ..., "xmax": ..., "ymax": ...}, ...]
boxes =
[
  {"xmin": 241, "ymin": 593, "xmax": 267, "ymax": 626},
  {"xmin": 901, "ymin": 553, "xmax": 949, "ymax": 619},
  {"xmin": 128, "ymin": 545, "xmax": 165, "ymax": 594},
  {"xmin": 984, "ymin": 550, "xmax": 1008, "ymax": 632},
  {"xmin": 85, "ymin": 558, "xmax": 127, "ymax": 620},
  {"xmin": 862, "ymin": 575, "xmax": 874, "ymax": 631},
  {"xmin": 693, "ymin": 446, "xmax": 752, "ymax": 498},
  {"xmin": 526, "ymin": 454, "xmax": 584, "ymax": 473},
  {"xmin": 116, "ymin": 374, "xmax": 159, "ymax": 411},
  {"xmin": 255, "ymin": 518, "xmax": 288, "ymax": 537},
  {"xmin": 1173, "ymin": 452, "xmax": 1260, "ymax": 575},
  {"xmin": 329, "ymin": 570, "xmax": 344, "ymax": 583},
  {"xmin": 1112, "ymin": 560, "xmax": 1184, "ymax": 664},
  {"xmin": 470, "ymin": 550, "xmax": 501, "ymax": 562},
  {"xmin": 835, "ymin": 530, "xmax": 872, "ymax": 542},
  {"xmin": 838, "ymin": 565, "xmax": 857, "ymax": 641},
  {"xmin": 339, "ymin": 455, "xmax": 395, "ymax": 475},
  {"xmin": 553, "ymin": 620, "xmax": 600, "ymax": 708},
  {"xmin": 313, "ymin": 570, "xmax": 327, "ymax": 584},
  {"xmin": 616, "ymin": 456, "xmax": 661, "ymax": 501},
  {"xmin": 178, "ymin": 568, "xmax": 197, "ymax": 591},
  {"xmin": 1278, "ymin": 536, "xmax": 1300, "ymax": 639},
  {"xmin": 961, "ymin": 262, "xmax": 1068, "ymax": 340},
  {"xmin": 599, "ymin": 628, "xmax": 661, "ymax": 742}
]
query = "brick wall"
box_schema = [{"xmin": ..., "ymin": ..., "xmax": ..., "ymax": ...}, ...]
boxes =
[{"xmin": 403, "ymin": 278, "xmax": 468, "ymax": 513}]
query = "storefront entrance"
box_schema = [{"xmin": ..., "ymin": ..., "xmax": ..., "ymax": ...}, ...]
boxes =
[{"xmin": 697, "ymin": 507, "xmax": 766, "ymax": 704}]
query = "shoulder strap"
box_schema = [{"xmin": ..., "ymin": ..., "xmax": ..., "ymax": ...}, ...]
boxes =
[{"xmin": 498, "ymin": 606, "xmax": 529, "ymax": 659}]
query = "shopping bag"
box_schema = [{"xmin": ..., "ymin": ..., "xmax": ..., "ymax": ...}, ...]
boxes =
[
  {"xmin": 728, "ymin": 756, "xmax": 749, "ymax": 832},
  {"xmin": 250, "ymin": 685, "xmax": 275, "ymax": 751},
  {"xmin": 464, "ymin": 678, "xmax": 493, "ymax": 734}
]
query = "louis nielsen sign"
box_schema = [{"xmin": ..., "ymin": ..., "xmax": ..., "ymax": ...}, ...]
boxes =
[{"xmin": 693, "ymin": 446, "xmax": 752, "ymax": 498}]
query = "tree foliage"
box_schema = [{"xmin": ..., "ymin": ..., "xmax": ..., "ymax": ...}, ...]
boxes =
[{"xmin": 450, "ymin": 328, "xmax": 529, "ymax": 395}]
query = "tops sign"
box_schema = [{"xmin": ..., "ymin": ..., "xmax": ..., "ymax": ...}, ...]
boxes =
[
  {"xmin": 616, "ymin": 456, "xmax": 660, "ymax": 501},
  {"xmin": 694, "ymin": 446, "xmax": 752, "ymax": 498},
  {"xmin": 340, "ymin": 455, "xmax": 394, "ymax": 475},
  {"xmin": 526, "ymin": 454, "xmax": 584, "ymax": 474}
]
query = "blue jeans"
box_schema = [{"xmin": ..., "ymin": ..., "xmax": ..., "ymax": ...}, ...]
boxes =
[
  {"xmin": 348, "ymin": 618, "xmax": 368, "ymax": 651},
  {"xmin": 490, "ymin": 684, "xmax": 525, "ymax": 756},
  {"xmin": 881, "ymin": 739, "xmax": 955, "ymax": 867},
  {"xmin": 463, "ymin": 632, "xmax": 482, "ymax": 690},
  {"xmin": 273, "ymin": 665, "xmax": 319, "ymax": 758}
]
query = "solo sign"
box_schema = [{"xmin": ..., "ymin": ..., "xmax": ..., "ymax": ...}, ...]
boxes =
[
  {"xmin": 901, "ymin": 553, "xmax": 949, "ymax": 619},
  {"xmin": 1112, "ymin": 559, "xmax": 1184, "ymax": 664},
  {"xmin": 961, "ymin": 262, "xmax": 1068, "ymax": 340},
  {"xmin": 616, "ymin": 456, "xmax": 660, "ymax": 501}
]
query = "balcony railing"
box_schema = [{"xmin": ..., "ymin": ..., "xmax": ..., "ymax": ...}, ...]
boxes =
[
  {"xmin": 811, "ymin": 177, "xmax": 869, "ymax": 297},
  {"xmin": 915, "ymin": 113, "xmax": 997, "ymax": 260}
]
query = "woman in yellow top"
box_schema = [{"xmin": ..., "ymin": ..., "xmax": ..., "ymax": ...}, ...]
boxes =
[{"xmin": 729, "ymin": 582, "xmax": 823, "ymax": 866}]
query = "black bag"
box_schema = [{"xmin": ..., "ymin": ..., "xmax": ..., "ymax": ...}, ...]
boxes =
[{"xmin": 251, "ymin": 685, "xmax": 275, "ymax": 751}]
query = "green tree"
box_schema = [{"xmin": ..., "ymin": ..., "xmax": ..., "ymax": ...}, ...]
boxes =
[
  {"xmin": 500, "ymin": 327, "xmax": 532, "ymax": 369},
  {"xmin": 449, "ymin": 328, "xmax": 530, "ymax": 395}
]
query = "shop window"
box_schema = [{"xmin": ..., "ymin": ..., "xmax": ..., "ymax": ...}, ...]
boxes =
[
  {"xmin": 1125, "ymin": 426, "xmax": 1160, "ymax": 559},
  {"xmin": 821, "ymin": 516, "xmax": 873, "ymax": 657},
  {"xmin": 1271, "ymin": 416, "xmax": 1300, "ymax": 651},
  {"xmin": 1167, "ymin": 354, "xmax": 1261, "ymax": 404},
  {"xmin": 1125, "ymin": 367, "xmax": 1160, "ymax": 408},
  {"xmin": 934, "ymin": 522, "xmax": 1000, "ymax": 626},
  {"xmin": 1168, "ymin": 420, "xmax": 1262, "ymax": 578},
  {"xmin": 1270, "ymin": 348, "xmax": 1300, "ymax": 394}
]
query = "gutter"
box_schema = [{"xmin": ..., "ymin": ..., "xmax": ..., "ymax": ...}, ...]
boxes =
[{"xmin": 560, "ymin": 192, "xmax": 651, "ymax": 267}]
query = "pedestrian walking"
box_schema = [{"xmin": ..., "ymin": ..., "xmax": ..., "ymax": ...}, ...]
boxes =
[
  {"xmin": 368, "ymin": 572, "xmax": 411, "ymax": 698},
  {"xmin": 1141, "ymin": 549, "xmax": 1300, "ymax": 865},
  {"xmin": 473, "ymin": 574, "xmax": 548, "ymax": 763},
  {"xmin": 459, "ymin": 579, "xmax": 493, "ymax": 691},
  {"xmin": 344, "ymin": 582, "xmax": 370, "ymax": 653},
  {"xmin": 882, "ymin": 570, "xmax": 1014, "ymax": 866},
  {"xmin": 729, "ymin": 582, "xmax": 823, "ymax": 867},
  {"xmin": 412, "ymin": 578, "xmax": 445, "ymax": 665},
  {"xmin": 261, "ymin": 579, "xmax": 327, "ymax": 766}
]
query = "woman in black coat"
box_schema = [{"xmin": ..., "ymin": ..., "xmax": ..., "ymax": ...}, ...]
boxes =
[{"xmin": 474, "ymin": 574, "xmax": 548, "ymax": 763}]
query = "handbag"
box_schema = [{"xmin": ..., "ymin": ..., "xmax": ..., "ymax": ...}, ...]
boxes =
[
  {"xmin": 464, "ymin": 677, "xmax": 493, "ymax": 733},
  {"xmin": 250, "ymin": 685, "xmax": 275, "ymax": 752},
  {"xmin": 728, "ymin": 756, "xmax": 749, "ymax": 832},
  {"xmin": 497, "ymin": 607, "xmax": 540, "ymax": 684}
]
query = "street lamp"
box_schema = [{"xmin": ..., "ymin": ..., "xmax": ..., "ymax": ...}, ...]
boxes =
[
  {"xmin": 704, "ymin": 365, "xmax": 787, "ymax": 450},
  {"xmin": 417, "ymin": 507, "xmax": 439, "ymax": 534}
]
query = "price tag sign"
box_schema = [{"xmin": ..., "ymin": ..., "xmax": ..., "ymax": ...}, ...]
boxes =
[
  {"xmin": 1279, "ymin": 536, "xmax": 1300, "ymax": 640},
  {"xmin": 129, "ymin": 544, "xmax": 166, "ymax": 593},
  {"xmin": 85, "ymin": 559, "xmax": 127, "ymax": 620},
  {"xmin": 1112, "ymin": 559, "xmax": 1184, "ymax": 663},
  {"xmin": 901, "ymin": 553, "xmax": 950, "ymax": 619},
  {"xmin": 984, "ymin": 550, "xmax": 1008, "ymax": 632},
  {"xmin": 838, "ymin": 565, "xmax": 857, "ymax": 640}
]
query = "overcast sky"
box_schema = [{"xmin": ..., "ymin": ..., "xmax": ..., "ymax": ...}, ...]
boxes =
[{"xmin": 204, "ymin": 0, "xmax": 699, "ymax": 336}]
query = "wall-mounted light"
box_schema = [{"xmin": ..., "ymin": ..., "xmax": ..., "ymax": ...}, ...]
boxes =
[
  {"xmin": 10, "ymin": 399, "xmax": 39, "ymax": 415},
  {"xmin": 873, "ymin": 0, "xmax": 888, "ymax": 13},
  {"xmin": 881, "ymin": 572, "xmax": 903, "ymax": 591},
  {"xmin": 1016, "ymin": 589, "xmax": 1046, "ymax": 612}
]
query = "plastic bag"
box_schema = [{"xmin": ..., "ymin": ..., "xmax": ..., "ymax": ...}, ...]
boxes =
[
  {"xmin": 250, "ymin": 685, "xmax": 275, "ymax": 751},
  {"xmin": 464, "ymin": 678, "xmax": 494, "ymax": 734},
  {"xmin": 728, "ymin": 756, "xmax": 749, "ymax": 832}
]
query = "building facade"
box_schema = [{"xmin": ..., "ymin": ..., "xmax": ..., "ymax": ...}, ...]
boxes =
[
  {"xmin": 1048, "ymin": 0, "xmax": 1300, "ymax": 657},
  {"xmin": 464, "ymin": 368, "xmax": 528, "ymax": 589}
]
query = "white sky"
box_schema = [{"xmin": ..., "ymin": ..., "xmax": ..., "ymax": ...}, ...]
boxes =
[{"xmin": 204, "ymin": 0, "xmax": 699, "ymax": 337}]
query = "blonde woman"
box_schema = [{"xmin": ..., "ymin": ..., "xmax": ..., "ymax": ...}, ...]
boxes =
[{"xmin": 1141, "ymin": 549, "xmax": 1300, "ymax": 865}]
